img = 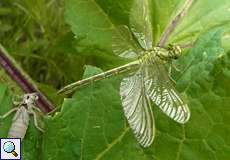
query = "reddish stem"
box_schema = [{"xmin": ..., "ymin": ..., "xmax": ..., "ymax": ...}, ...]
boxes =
[
  {"xmin": 0, "ymin": 46, "xmax": 54, "ymax": 113},
  {"xmin": 158, "ymin": 0, "xmax": 194, "ymax": 47}
]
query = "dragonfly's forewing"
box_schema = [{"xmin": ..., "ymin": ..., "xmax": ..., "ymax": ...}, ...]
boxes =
[
  {"xmin": 112, "ymin": 25, "xmax": 143, "ymax": 58},
  {"xmin": 130, "ymin": 0, "xmax": 153, "ymax": 50},
  {"xmin": 120, "ymin": 68, "xmax": 155, "ymax": 147},
  {"xmin": 144, "ymin": 57, "xmax": 190, "ymax": 123}
]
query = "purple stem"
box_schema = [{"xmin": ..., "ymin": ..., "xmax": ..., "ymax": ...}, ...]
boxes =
[
  {"xmin": 0, "ymin": 46, "xmax": 54, "ymax": 113},
  {"xmin": 158, "ymin": 0, "xmax": 194, "ymax": 47}
]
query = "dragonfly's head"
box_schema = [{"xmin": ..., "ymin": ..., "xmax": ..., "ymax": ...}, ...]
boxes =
[
  {"xmin": 23, "ymin": 93, "xmax": 39, "ymax": 106},
  {"xmin": 167, "ymin": 44, "xmax": 182, "ymax": 59}
]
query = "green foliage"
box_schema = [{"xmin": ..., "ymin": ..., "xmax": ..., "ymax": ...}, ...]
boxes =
[
  {"xmin": 65, "ymin": 0, "xmax": 230, "ymax": 51},
  {"xmin": 0, "ymin": 0, "xmax": 86, "ymax": 88},
  {"xmin": 0, "ymin": 0, "xmax": 230, "ymax": 160},
  {"xmin": 41, "ymin": 28, "xmax": 230, "ymax": 160},
  {"xmin": 0, "ymin": 68, "xmax": 23, "ymax": 94}
]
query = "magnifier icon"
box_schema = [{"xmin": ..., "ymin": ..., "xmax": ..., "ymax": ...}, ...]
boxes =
[{"xmin": 3, "ymin": 141, "xmax": 18, "ymax": 157}]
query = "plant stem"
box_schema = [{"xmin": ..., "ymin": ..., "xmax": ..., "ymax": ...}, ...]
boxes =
[
  {"xmin": 0, "ymin": 44, "xmax": 54, "ymax": 113},
  {"xmin": 158, "ymin": 0, "xmax": 194, "ymax": 47}
]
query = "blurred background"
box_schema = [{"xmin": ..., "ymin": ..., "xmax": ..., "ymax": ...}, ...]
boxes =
[{"xmin": 0, "ymin": 0, "xmax": 115, "ymax": 91}]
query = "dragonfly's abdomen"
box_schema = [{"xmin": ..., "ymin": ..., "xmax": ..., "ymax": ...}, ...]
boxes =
[{"xmin": 58, "ymin": 60, "xmax": 140, "ymax": 94}]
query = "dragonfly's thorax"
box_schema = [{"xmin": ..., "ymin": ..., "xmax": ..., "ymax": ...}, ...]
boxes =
[{"xmin": 139, "ymin": 44, "xmax": 182, "ymax": 62}]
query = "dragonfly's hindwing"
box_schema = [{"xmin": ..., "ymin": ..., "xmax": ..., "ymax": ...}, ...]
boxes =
[
  {"xmin": 120, "ymin": 70, "xmax": 155, "ymax": 147},
  {"xmin": 130, "ymin": 0, "xmax": 153, "ymax": 50},
  {"xmin": 144, "ymin": 58, "xmax": 190, "ymax": 123},
  {"xmin": 146, "ymin": 80, "xmax": 190, "ymax": 123},
  {"xmin": 112, "ymin": 25, "xmax": 142, "ymax": 58}
]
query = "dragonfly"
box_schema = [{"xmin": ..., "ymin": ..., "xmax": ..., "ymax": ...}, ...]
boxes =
[{"xmin": 58, "ymin": 0, "xmax": 191, "ymax": 147}]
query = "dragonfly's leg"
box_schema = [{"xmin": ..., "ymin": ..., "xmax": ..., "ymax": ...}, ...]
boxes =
[
  {"xmin": 47, "ymin": 105, "xmax": 61, "ymax": 116},
  {"xmin": 168, "ymin": 61, "xmax": 182, "ymax": 84},
  {"xmin": 168, "ymin": 63, "xmax": 177, "ymax": 84},
  {"xmin": 169, "ymin": 75, "xmax": 177, "ymax": 84},
  {"xmin": 172, "ymin": 63, "xmax": 181, "ymax": 72},
  {"xmin": 0, "ymin": 108, "xmax": 18, "ymax": 119},
  {"xmin": 13, "ymin": 101, "xmax": 21, "ymax": 106},
  {"xmin": 169, "ymin": 64, "xmax": 172, "ymax": 77},
  {"xmin": 31, "ymin": 104, "xmax": 43, "ymax": 114},
  {"xmin": 32, "ymin": 111, "xmax": 44, "ymax": 132}
]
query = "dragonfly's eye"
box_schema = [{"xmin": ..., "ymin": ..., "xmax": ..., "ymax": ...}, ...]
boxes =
[
  {"xmin": 168, "ymin": 44, "xmax": 181, "ymax": 59},
  {"xmin": 176, "ymin": 46, "xmax": 182, "ymax": 53}
]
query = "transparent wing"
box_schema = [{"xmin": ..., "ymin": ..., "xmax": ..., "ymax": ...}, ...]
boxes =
[
  {"xmin": 129, "ymin": 0, "xmax": 153, "ymax": 50},
  {"xmin": 144, "ymin": 58, "xmax": 190, "ymax": 123},
  {"xmin": 112, "ymin": 25, "xmax": 143, "ymax": 58},
  {"xmin": 120, "ymin": 68, "xmax": 155, "ymax": 147}
]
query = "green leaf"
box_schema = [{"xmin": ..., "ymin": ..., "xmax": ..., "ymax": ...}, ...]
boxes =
[
  {"xmin": 222, "ymin": 30, "xmax": 230, "ymax": 50},
  {"xmin": 42, "ymin": 28, "xmax": 230, "ymax": 159},
  {"xmin": 0, "ymin": 84, "xmax": 14, "ymax": 137},
  {"xmin": 65, "ymin": 0, "xmax": 230, "ymax": 57},
  {"xmin": 168, "ymin": 0, "xmax": 230, "ymax": 44},
  {"xmin": 65, "ymin": 0, "xmax": 113, "ymax": 52},
  {"xmin": 64, "ymin": 0, "xmax": 128, "ymax": 69}
]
